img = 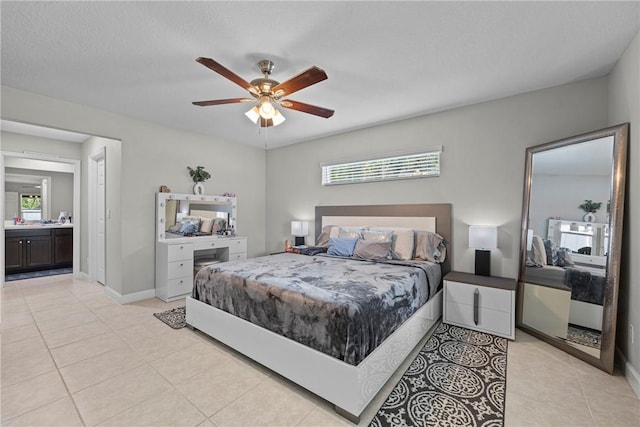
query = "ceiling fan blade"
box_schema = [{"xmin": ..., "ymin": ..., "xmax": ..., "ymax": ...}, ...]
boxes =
[
  {"xmin": 280, "ymin": 100, "xmax": 334, "ymax": 118},
  {"xmin": 272, "ymin": 66, "xmax": 328, "ymax": 97},
  {"xmin": 192, "ymin": 98, "xmax": 254, "ymax": 106},
  {"xmin": 196, "ymin": 57, "xmax": 257, "ymax": 94}
]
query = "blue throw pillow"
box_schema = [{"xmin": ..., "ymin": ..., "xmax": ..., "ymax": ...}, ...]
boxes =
[
  {"xmin": 327, "ymin": 237, "xmax": 359, "ymax": 257},
  {"xmin": 179, "ymin": 222, "xmax": 197, "ymax": 235}
]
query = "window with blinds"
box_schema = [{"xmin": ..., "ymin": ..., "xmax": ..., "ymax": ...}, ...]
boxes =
[{"xmin": 321, "ymin": 147, "xmax": 442, "ymax": 186}]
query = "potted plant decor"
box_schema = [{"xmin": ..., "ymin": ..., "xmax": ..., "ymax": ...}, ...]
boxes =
[
  {"xmin": 578, "ymin": 199, "xmax": 602, "ymax": 222},
  {"xmin": 187, "ymin": 166, "xmax": 211, "ymax": 195}
]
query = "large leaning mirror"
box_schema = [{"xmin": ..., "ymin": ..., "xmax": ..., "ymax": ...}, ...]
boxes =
[{"xmin": 517, "ymin": 123, "xmax": 629, "ymax": 374}]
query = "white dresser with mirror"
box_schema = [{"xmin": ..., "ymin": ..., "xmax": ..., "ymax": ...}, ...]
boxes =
[
  {"xmin": 547, "ymin": 218, "xmax": 607, "ymax": 275},
  {"xmin": 155, "ymin": 193, "xmax": 247, "ymax": 302}
]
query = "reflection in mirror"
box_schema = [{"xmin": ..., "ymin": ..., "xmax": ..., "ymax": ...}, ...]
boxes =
[{"xmin": 518, "ymin": 123, "xmax": 628, "ymax": 374}]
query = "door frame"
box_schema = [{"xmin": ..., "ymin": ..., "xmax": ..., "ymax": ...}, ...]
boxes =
[
  {"xmin": 1, "ymin": 151, "xmax": 81, "ymax": 288},
  {"xmin": 88, "ymin": 148, "xmax": 106, "ymax": 284}
]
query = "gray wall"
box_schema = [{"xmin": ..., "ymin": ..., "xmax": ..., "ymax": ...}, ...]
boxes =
[
  {"xmin": 609, "ymin": 30, "xmax": 639, "ymax": 392},
  {"xmin": 266, "ymin": 77, "xmax": 609, "ymax": 280},
  {"xmin": 529, "ymin": 174, "xmax": 611, "ymax": 238},
  {"xmin": 1, "ymin": 86, "xmax": 266, "ymax": 299}
]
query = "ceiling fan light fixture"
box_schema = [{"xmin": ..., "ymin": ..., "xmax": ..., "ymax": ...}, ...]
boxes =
[
  {"xmin": 258, "ymin": 96, "xmax": 276, "ymax": 119},
  {"xmin": 245, "ymin": 106, "xmax": 260, "ymax": 123},
  {"xmin": 245, "ymin": 106, "xmax": 286, "ymax": 127},
  {"xmin": 271, "ymin": 109, "xmax": 286, "ymax": 126}
]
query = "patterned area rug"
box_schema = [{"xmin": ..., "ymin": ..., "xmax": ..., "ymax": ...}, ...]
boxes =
[
  {"xmin": 567, "ymin": 324, "xmax": 601, "ymax": 349},
  {"xmin": 153, "ymin": 306, "xmax": 186, "ymax": 329},
  {"xmin": 370, "ymin": 322, "xmax": 508, "ymax": 427}
]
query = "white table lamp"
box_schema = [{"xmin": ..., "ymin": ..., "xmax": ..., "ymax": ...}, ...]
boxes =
[{"xmin": 291, "ymin": 221, "xmax": 309, "ymax": 246}]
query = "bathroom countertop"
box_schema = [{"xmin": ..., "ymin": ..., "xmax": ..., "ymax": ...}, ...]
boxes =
[{"xmin": 5, "ymin": 223, "xmax": 74, "ymax": 230}]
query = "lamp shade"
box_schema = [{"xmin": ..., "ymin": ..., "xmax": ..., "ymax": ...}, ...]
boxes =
[
  {"xmin": 469, "ymin": 226, "xmax": 498, "ymax": 250},
  {"xmin": 291, "ymin": 221, "xmax": 309, "ymax": 237}
]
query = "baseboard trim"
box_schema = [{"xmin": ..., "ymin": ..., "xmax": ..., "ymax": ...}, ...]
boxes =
[
  {"xmin": 617, "ymin": 346, "xmax": 640, "ymax": 398},
  {"xmin": 76, "ymin": 272, "xmax": 90, "ymax": 281},
  {"xmin": 105, "ymin": 287, "xmax": 156, "ymax": 304}
]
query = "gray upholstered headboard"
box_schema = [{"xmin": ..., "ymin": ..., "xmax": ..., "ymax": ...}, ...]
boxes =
[{"xmin": 314, "ymin": 204, "xmax": 452, "ymax": 276}]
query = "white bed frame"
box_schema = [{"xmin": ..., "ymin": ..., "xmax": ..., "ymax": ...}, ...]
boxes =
[{"xmin": 186, "ymin": 204, "xmax": 452, "ymax": 422}]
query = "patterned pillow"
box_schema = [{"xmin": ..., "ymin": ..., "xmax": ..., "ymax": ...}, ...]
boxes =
[
  {"xmin": 370, "ymin": 227, "xmax": 415, "ymax": 261},
  {"xmin": 338, "ymin": 227, "xmax": 365, "ymax": 239},
  {"xmin": 362, "ymin": 230, "xmax": 393, "ymax": 242},
  {"xmin": 327, "ymin": 237, "xmax": 359, "ymax": 257},
  {"xmin": 352, "ymin": 240, "xmax": 392, "ymax": 261},
  {"xmin": 414, "ymin": 230, "xmax": 447, "ymax": 263},
  {"xmin": 556, "ymin": 248, "xmax": 575, "ymax": 267}
]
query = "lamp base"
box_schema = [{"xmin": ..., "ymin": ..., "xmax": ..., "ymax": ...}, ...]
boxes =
[
  {"xmin": 474, "ymin": 249, "xmax": 491, "ymax": 276},
  {"xmin": 294, "ymin": 236, "xmax": 305, "ymax": 246}
]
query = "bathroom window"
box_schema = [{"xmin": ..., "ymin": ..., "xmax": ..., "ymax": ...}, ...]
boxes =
[{"xmin": 21, "ymin": 194, "xmax": 42, "ymax": 220}]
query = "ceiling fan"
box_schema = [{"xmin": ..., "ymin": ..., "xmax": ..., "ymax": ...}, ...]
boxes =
[{"xmin": 192, "ymin": 57, "xmax": 334, "ymax": 127}]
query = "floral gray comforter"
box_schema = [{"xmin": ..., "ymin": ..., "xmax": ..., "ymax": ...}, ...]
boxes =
[{"xmin": 192, "ymin": 253, "xmax": 441, "ymax": 366}]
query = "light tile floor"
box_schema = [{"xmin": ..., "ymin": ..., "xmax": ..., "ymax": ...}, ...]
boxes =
[{"xmin": 1, "ymin": 275, "xmax": 638, "ymax": 426}]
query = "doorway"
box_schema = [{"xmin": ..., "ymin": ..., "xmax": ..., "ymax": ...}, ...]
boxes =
[{"xmin": 1, "ymin": 152, "xmax": 80, "ymax": 286}]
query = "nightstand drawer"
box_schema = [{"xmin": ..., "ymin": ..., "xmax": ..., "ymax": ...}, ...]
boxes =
[
  {"xmin": 167, "ymin": 259, "xmax": 194, "ymax": 279},
  {"xmin": 446, "ymin": 281, "xmax": 512, "ymax": 313},
  {"xmin": 445, "ymin": 300, "xmax": 512, "ymax": 337},
  {"xmin": 167, "ymin": 243, "xmax": 194, "ymax": 262},
  {"xmin": 167, "ymin": 276, "xmax": 192, "ymax": 296}
]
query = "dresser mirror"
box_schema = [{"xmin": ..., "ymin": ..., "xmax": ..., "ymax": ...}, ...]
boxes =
[{"xmin": 517, "ymin": 123, "xmax": 628, "ymax": 373}]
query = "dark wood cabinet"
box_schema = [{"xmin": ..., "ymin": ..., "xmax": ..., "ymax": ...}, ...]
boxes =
[
  {"xmin": 5, "ymin": 228, "xmax": 72, "ymax": 274},
  {"xmin": 5, "ymin": 237, "xmax": 25, "ymax": 270}
]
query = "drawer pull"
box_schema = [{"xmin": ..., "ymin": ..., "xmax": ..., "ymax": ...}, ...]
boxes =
[
  {"xmin": 180, "ymin": 246, "xmax": 184, "ymax": 249},
  {"xmin": 27, "ymin": 240, "xmax": 31, "ymax": 244},
  {"xmin": 211, "ymin": 243, "xmax": 216, "ymax": 247},
  {"xmin": 473, "ymin": 288, "xmax": 480, "ymax": 326},
  {"xmin": 180, "ymin": 263, "xmax": 184, "ymax": 267}
]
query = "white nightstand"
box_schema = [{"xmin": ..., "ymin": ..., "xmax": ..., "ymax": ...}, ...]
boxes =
[{"xmin": 443, "ymin": 271, "xmax": 516, "ymax": 340}]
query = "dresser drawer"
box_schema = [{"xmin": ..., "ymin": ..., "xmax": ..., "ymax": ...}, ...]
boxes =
[
  {"xmin": 229, "ymin": 252, "xmax": 247, "ymax": 261},
  {"xmin": 228, "ymin": 238, "xmax": 247, "ymax": 254},
  {"xmin": 445, "ymin": 300, "xmax": 512, "ymax": 337},
  {"xmin": 167, "ymin": 276, "xmax": 193, "ymax": 296},
  {"xmin": 167, "ymin": 243, "xmax": 194, "ymax": 262},
  {"xmin": 167, "ymin": 259, "xmax": 194, "ymax": 279},
  {"xmin": 193, "ymin": 239, "xmax": 227, "ymax": 251},
  {"xmin": 445, "ymin": 281, "xmax": 512, "ymax": 313}
]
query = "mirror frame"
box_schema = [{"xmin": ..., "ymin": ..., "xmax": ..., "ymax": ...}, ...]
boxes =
[{"xmin": 517, "ymin": 123, "xmax": 629, "ymax": 374}]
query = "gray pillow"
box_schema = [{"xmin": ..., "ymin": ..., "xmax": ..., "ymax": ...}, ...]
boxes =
[
  {"xmin": 352, "ymin": 240, "xmax": 392, "ymax": 261},
  {"xmin": 530, "ymin": 235, "xmax": 547, "ymax": 266},
  {"xmin": 414, "ymin": 230, "xmax": 447, "ymax": 263},
  {"xmin": 315, "ymin": 225, "xmax": 334, "ymax": 247},
  {"xmin": 362, "ymin": 229, "xmax": 393, "ymax": 242}
]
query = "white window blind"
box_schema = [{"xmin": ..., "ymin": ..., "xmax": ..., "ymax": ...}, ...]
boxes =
[{"xmin": 321, "ymin": 147, "xmax": 441, "ymax": 186}]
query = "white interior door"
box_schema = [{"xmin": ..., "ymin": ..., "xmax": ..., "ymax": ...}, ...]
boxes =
[{"xmin": 97, "ymin": 157, "xmax": 106, "ymax": 284}]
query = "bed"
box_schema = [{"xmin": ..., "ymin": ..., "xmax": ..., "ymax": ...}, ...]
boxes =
[
  {"xmin": 185, "ymin": 203, "xmax": 451, "ymax": 422},
  {"xmin": 525, "ymin": 234, "xmax": 605, "ymax": 332}
]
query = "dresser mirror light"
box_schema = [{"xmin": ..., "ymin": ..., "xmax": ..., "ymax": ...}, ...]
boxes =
[{"xmin": 517, "ymin": 123, "xmax": 629, "ymax": 374}]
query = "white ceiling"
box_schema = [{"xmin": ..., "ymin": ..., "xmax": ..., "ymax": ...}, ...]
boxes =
[{"xmin": 1, "ymin": 1, "xmax": 638, "ymax": 149}]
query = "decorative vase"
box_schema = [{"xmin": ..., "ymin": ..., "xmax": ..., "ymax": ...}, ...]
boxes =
[
  {"xmin": 193, "ymin": 182, "xmax": 205, "ymax": 195},
  {"xmin": 583, "ymin": 212, "xmax": 596, "ymax": 223}
]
